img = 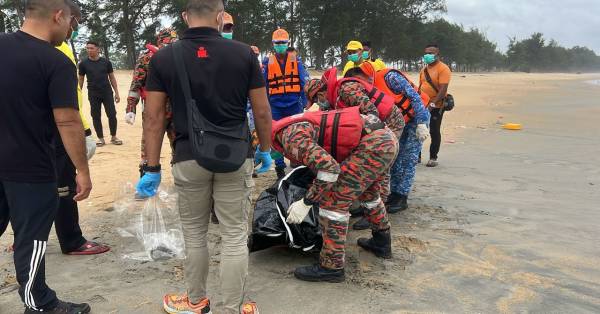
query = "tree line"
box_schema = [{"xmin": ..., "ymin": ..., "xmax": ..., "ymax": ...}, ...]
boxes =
[{"xmin": 2, "ymin": 0, "xmax": 600, "ymax": 72}]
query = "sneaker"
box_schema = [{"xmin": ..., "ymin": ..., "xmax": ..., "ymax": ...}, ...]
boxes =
[
  {"xmin": 163, "ymin": 293, "xmax": 211, "ymax": 314},
  {"xmin": 24, "ymin": 300, "xmax": 91, "ymax": 314},
  {"xmin": 242, "ymin": 301, "xmax": 259, "ymax": 314},
  {"xmin": 426, "ymin": 159, "xmax": 439, "ymax": 167}
]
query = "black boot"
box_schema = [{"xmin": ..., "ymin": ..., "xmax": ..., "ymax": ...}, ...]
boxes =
[
  {"xmin": 349, "ymin": 205, "xmax": 366, "ymax": 218},
  {"xmin": 275, "ymin": 166, "xmax": 286, "ymax": 180},
  {"xmin": 352, "ymin": 216, "xmax": 370, "ymax": 230},
  {"xmin": 385, "ymin": 193, "xmax": 407, "ymax": 214},
  {"xmin": 357, "ymin": 229, "xmax": 392, "ymax": 259},
  {"xmin": 294, "ymin": 264, "xmax": 345, "ymax": 283}
]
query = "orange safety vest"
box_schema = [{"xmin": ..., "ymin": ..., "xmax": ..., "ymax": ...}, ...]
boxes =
[
  {"xmin": 267, "ymin": 53, "xmax": 301, "ymax": 95},
  {"xmin": 374, "ymin": 69, "xmax": 430, "ymax": 124},
  {"xmin": 271, "ymin": 107, "xmax": 364, "ymax": 163}
]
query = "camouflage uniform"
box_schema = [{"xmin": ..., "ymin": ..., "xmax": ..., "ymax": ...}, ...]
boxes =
[
  {"xmin": 337, "ymin": 81, "xmax": 405, "ymax": 202},
  {"xmin": 276, "ymin": 114, "xmax": 398, "ymax": 270},
  {"xmin": 127, "ymin": 28, "xmax": 178, "ymax": 162}
]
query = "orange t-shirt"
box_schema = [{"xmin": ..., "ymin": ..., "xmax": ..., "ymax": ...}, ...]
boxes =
[{"xmin": 419, "ymin": 61, "xmax": 451, "ymax": 105}]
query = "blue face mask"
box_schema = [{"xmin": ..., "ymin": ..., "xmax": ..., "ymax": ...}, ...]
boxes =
[
  {"xmin": 274, "ymin": 43, "xmax": 288, "ymax": 54},
  {"xmin": 423, "ymin": 54, "xmax": 437, "ymax": 65},
  {"xmin": 362, "ymin": 51, "xmax": 370, "ymax": 60},
  {"xmin": 221, "ymin": 32, "xmax": 233, "ymax": 40},
  {"xmin": 348, "ymin": 53, "xmax": 360, "ymax": 63},
  {"xmin": 318, "ymin": 99, "xmax": 330, "ymax": 110},
  {"xmin": 70, "ymin": 30, "xmax": 79, "ymax": 41}
]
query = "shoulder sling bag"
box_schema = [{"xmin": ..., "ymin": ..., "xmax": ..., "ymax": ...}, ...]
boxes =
[
  {"xmin": 422, "ymin": 67, "xmax": 455, "ymax": 112},
  {"xmin": 172, "ymin": 41, "xmax": 250, "ymax": 173}
]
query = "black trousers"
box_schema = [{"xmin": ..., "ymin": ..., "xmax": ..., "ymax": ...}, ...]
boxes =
[
  {"xmin": 55, "ymin": 151, "xmax": 87, "ymax": 253},
  {"xmin": 0, "ymin": 180, "xmax": 59, "ymax": 311},
  {"xmin": 89, "ymin": 90, "xmax": 117, "ymax": 138},
  {"xmin": 429, "ymin": 108, "xmax": 445, "ymax": 160}
]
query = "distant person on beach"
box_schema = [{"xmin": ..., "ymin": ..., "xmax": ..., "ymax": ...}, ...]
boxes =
[
  {"xmin": 419, "ymin": 44, "xmax": 451, "ymax": 167},
  {"xmin": 0, "ymin": 0, "xmax": 92, "ymax": 312},
  {"xmin": 79, "ymin": 40, "xmax": 123, "ymax": 147}
]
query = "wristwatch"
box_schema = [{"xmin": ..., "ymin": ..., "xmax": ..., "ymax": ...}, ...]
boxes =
[{"xmin": 143, "ymin": 164, "xmax": 161, "ymax": 173}]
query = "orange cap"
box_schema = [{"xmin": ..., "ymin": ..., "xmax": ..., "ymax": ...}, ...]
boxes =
[
  {"xmin": 272, "ymin": 28, "xmax": 289, "ymax": 42},
  {"xmin": 223, "ymin": 12, "xmax": 234, "ymax": 25}
]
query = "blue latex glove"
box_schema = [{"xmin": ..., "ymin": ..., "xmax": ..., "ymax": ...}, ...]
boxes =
[
  {"xmin": 254, "ymin": 145, "xmax": 273, "ymax": 175},
  {"xmin": 136, "ymin": 172, "xmax": 161, "ymax": 198}
]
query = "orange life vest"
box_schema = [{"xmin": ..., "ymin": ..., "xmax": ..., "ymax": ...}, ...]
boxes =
[
  {"xmin": 326, "ymin": 76, "xmax": 396, "ymax": 122},
  {"xmin": 267, "ymin": 53, "xmax": 301, "ymax": 95},
  {"xmin": 271, "ymin": 107, "xmax": 364, "ymax": 163},
  {"xmin": 373, "ymin": 69, "xmax": 430, "ymax": 124}
]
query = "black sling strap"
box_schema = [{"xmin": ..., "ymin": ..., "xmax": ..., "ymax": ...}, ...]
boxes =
[
  {"xmin": 317, "ymin": 113, "xmax": 328, "ymax": 147},
  {"xmin": 330, "ymin": 112, "xmax": 341, "ymax": 161}
]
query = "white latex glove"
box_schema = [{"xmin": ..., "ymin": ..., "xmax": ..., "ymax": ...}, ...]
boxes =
[
  {"xmin": 85, "ymin": 135, "xmax": 97, "ymax": 160},
  {"xmin": 286, "ymin": 199, "xmax": 312, "ymax": 224},
  {"xmin": 125, "ymin": 112, "xmax": 136, "ymax": 125},
  {"xmin": 416, "ymin": 124, "xmax": 430, "ymax": 142}
]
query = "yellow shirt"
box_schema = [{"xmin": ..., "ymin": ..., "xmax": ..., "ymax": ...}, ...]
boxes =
[
  {"xmin": 342, "ymin": 59, "xmax": 386, "ymax": 76},
  {"xmin": 56, "ymin": 42, "xmax": 91, "ymax": 131}
]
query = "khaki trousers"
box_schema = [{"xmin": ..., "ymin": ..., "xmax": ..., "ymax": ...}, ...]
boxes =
[{"xmin": 172, "ymin": 159, "xmax": 254, "ymax": 314}]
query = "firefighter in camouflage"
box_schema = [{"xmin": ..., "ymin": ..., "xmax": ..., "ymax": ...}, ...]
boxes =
[
  {"xmin": 273, "ymin": 110, "xmax": 399, "ymax": 283},
  {"xmin": 125, "ymin": 28, "xmax": 178, "ymax": 172}
]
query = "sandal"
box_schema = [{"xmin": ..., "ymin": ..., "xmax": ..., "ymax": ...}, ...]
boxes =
[
  {"xmin": 96, "ymin": 138, "xmax": 105, "ymax": 147},
  {"xmin": 111, "ymin": 138, "xmax": 123, "ymax": 145},
  {"xmin": 66, "ymin": 241, "xmax": 110, "ymax": 256}
]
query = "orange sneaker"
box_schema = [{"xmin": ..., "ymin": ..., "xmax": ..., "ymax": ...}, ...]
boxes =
[
  {"xmin": 163, "ymin": 293, "xmax": 211, "ymax": 314},
  {"xmin": 242, "ymin": 301, "xmax": 259, "ymax": 314}
]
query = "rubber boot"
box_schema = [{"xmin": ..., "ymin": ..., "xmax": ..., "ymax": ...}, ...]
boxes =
[
  {"xmin": 275, "ymin": 166, "xmax": 286, "ymax": 180},
  {"xmin": 349, "ymin": 205, "xmax": 366, "ymax": 218},
  {"xmin": 357, "ymin": 229, "xmax": 392, "ymax": 259},
  {"xmin": 385, "ymin": 192, "xmax": 407, "ymax": 214},
  {"xmin": 294, "ymin": 264, "xmax": 345, "ymax": 283},
  {"xmin": 352, "ymin": 216, "xmax": 370, "ymax": 230}
]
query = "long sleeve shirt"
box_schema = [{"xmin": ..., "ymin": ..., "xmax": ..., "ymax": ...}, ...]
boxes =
[{"xmin": 384, "ymin": 71, "xmax": 430, "ymax": 125}]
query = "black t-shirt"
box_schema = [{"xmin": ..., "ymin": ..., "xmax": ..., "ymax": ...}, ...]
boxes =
[
  {"xmin": 146, "ymin": 27, "xmax": 265, "ymax": 163},
  {"xmin": 79, "ymin": 57, "xmax": 113, "ymax": 95},
  {"xmin": 0, "ymin": 31, "xmax": 78, "ymax": 182}
]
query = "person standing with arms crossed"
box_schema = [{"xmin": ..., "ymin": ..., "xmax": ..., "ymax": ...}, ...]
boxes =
[
  {"xmin": 79, "ymin": 40, "xmax": 123, "ymax": 147},
  {"xmin": 0, "ymin": 0, "xmax": 92, "ymax": 312},
  {"xmin": 136, "ymin": 0, "xmax": 272, "ymax": 313},
  {"xmin": 419, "ymin": 44, "xmax": 451, "ymax": 167}
]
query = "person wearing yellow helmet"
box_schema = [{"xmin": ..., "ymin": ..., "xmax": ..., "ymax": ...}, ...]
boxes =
[{"xmin": 342, "ymin": 40, "xmax": 386, "ymax": 76}]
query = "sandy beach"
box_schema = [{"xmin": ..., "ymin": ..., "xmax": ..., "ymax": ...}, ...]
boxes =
[{"xmin": 1, "ymin": 71, "xmax": 600, "ymax": 313}]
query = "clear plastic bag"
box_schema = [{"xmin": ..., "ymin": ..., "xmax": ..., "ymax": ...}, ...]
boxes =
[{"xmin": 114, "ymin": 183, "xmax": 185, "ymax": 261}]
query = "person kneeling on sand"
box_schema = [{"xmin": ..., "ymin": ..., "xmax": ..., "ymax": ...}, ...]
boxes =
[{"xmin": 271, "ymin": 106, "xmax": 398, "ymax": 282}]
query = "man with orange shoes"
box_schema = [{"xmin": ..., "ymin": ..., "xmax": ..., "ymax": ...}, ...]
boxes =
[{"xmin": 263, "ymin": 28, "xmax": 309, "ymax": 179}]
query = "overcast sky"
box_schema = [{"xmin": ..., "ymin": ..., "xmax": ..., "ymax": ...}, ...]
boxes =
[{"xmin": 443, "ymin": 0, "xmax": 600, "ymax": 53}]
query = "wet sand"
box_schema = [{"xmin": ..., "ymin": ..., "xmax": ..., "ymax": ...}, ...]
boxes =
[{"xmin": 1, "ymin": 71, "xmax": 600, "ymax": 313}]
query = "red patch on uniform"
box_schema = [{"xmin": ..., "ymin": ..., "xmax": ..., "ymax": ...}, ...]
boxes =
[{"xmin": 197, "ymin": 47, "xmax": 209, "ymax": 58}]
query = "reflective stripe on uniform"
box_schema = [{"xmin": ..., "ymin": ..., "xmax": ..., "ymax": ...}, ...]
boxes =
[
  {"xmin": 362, "ymin": 197, "xmax": 382, "ymax": 209},
  {"xmin": 317, "ymin": 171, "xmax": 339, "ymax": 183},
  {"xmin": 58, "ymin": 186, "xmax": 70, "ymax": 197},
  {"xmin": 128, "ymin": 91, "xmax": 140, "ymax": 98},
  {"xmin": 319, "ymin": 208, "xmax": 349, "ymax": 222}
]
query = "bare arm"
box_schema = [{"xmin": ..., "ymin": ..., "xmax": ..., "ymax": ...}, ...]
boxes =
[
  {"xmin": 78, "ymin": 75, "xmax": 85, "ymax": 90},
  {"xmin": 53, "ymin": 107, "xmax": 92, "ymax": 201},
  {"xmin": 143, "ymin": 91, "xmax": 167, "ymax": 166},
  {"xmin": 109, "ymin": 72, "xmax": 120, "ymax": 102},
  {"xmin": 249, "ymin": 87, "xmax": 272, "ymax": 152},
  {"xmin": 430, "ymin": 84, "xmax": 449, "ymax": 105}
]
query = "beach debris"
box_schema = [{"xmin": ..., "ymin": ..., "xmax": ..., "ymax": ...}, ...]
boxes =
[{"xmin": 503, "ymin": 123, "xmax": 522, "ymax": 130}]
